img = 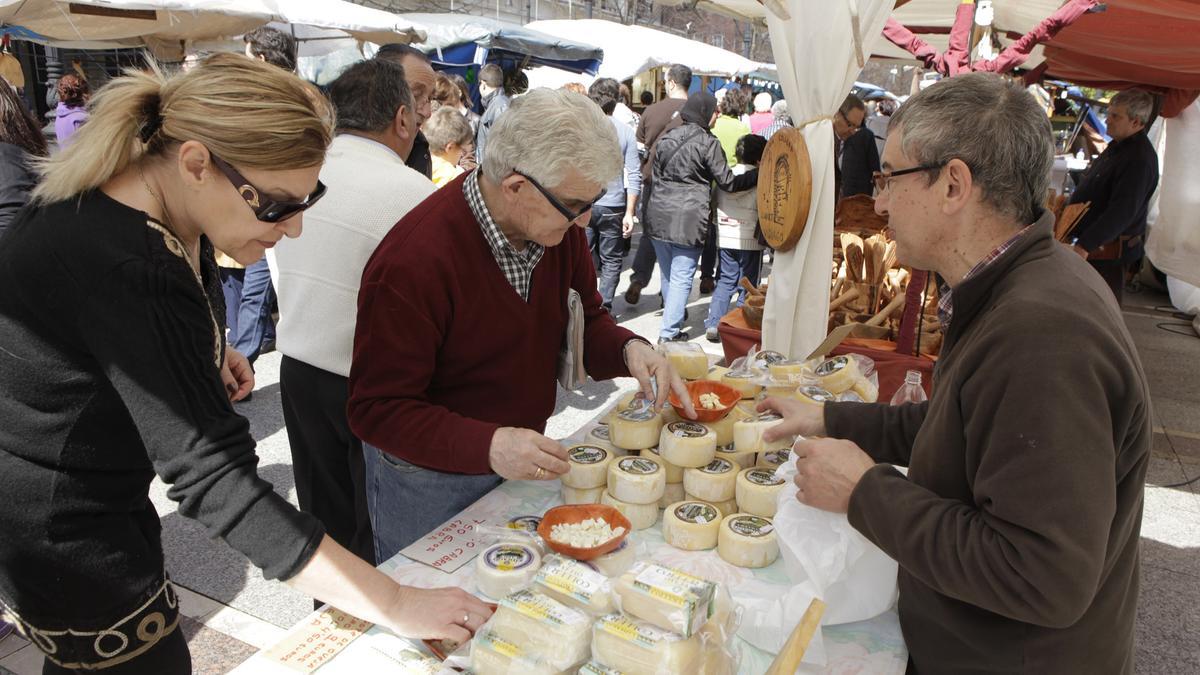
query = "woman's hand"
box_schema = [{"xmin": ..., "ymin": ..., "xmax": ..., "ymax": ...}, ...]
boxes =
[
  {"xmin": 221, "ymin": 348, "xmax": 254, "ymax": 401},
  {"xmin": 384, "ymin": 586, "xmax": 494, "ymax": 643}
]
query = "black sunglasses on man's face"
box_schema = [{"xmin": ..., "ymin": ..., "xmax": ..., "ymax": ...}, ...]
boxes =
[
  {"xmin": 514, "ymin": 170, "xmax": 606, "ymax": 223},
  {"xmin": 210, "ymin": 153, "xmax": 327, "ymax": 224}
]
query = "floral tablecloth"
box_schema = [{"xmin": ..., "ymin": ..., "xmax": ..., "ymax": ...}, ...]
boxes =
[{"xmin": 235, "ymin": 417, "xmax": 907, "ymax": 675}]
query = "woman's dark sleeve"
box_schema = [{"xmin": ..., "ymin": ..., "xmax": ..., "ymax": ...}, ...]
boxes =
[{"xmin": 704, "ymin": 137, "xmax": 759, "ymax": 192}]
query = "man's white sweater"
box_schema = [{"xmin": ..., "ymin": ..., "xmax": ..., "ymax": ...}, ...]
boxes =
[{"xmin": 268, "ymin": 134, "xmax": 436, "ymax": 377}]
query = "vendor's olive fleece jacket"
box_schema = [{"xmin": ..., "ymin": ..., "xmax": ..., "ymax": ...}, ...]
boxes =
[{"xmin": 827, "ymin": 212, "xmax": 1150, "ymax": 674}]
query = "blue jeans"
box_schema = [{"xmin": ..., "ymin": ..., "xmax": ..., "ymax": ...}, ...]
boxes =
[
  {"xmin": 629, "ymin": 225, "xmax": 657, "ymax": 288},
  {"xmin": 218, "ymin": 267, "xmax": 244, "ymax": 336},
  {"xmin": 363, "ymin": 443, "xmax": 503, "ymax": 563},
  {"xmin": 650, "ymin": 238, "xmax": 703, "ymax": 340},
  {"xmin": 706, "ymin": 248, "xmax": 763, "ymax": 329},
  {"xmin": 586, "ymin": 205, "xmax": 625, "ymax": 308},
  {"xmin": 230, "ymin": 258, "xmax": 276, "ymax": 364}
]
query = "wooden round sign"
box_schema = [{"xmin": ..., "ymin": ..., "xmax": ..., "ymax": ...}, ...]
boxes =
[{"xmin": 756, "ymin": 127, "xmax": 813, "ymax": 252}]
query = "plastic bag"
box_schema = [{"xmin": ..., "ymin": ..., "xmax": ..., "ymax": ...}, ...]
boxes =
[
  {"xmin": 773, "ymin": 450, "xmax": 898, "ymax": 626},
  {"xmin": 659, "ymin": 341, "xmax": 710, "ymax": 380},
  {"xmin": 532, "ymin": 554, "xmax": 616, "ymax": 616}
]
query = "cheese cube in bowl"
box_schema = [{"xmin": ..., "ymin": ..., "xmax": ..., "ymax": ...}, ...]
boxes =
[{"xmin": 537, "ymin": 504, "xmax": 631, "ymax": 561}]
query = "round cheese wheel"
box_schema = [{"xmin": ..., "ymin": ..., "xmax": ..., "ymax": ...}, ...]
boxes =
[
  {"xmin": 562, "ymin": 484, "xmax": 605, "ymax": 505},
  {"xmin": 851, "ymin": 377, "xmax": 879, "ymax": 403},
  {"xmin": 659, "ymin": 421, "xmax": 717, "ymax": 468},
  {"xmin": 704, "ymin": 413, "xmax": 737, "ymax": 446},
  {"xmin": 815, "ymin": 355, "xmax": 860, "ymax": 394},
  {"xmin": 662, "ymin": 501, "xmax": 721, "ymax": 551},
  {"xmin": 687, "ymin": 494, "xmax": 739, "ymax": 518},
  {"xmin": 591, "ymin": 538, "xmax": 636, "ymax": 577},
  {"xmin": 733, "ymin": 412, "xmax": 792, "ymax": 454},
  {"xmin": 735, "ymin": 468, "xmax": 786, "ymax": 518},
  {"xmin": 600, "ymin": 490, "xmax": 659, "ymax": 530},
  {"xmin": 704, "ymin": 365, "xmax": 729, "ymax": 382},
  {"xmin": 717, "ymin": 514, "xmax": 779, "ymax": 568},
  {"xmin": 755, "ymin": 449, "xmax": 790, "ymax": 471},
  {"xmin": 562, "ymin": 444, "xmax": 614, "ymax": 489},
  {"xmin": 640, "ymin": 447, "xmax": 684, "ymax": 483},
  {"xmin": 721, "ymin": 369, "xmax": 763, "ymax": 399},
  {"xmin": 610, "ymin": 407, "xmax": 664, "ymax": 451},
  {"xmin": 682, "ymin": 458, "xmax": 737, "ymax": 503},
  {"xmin": 658, "ymin": 482, "xmax": 685, "ymax": 509},
  {"xmin": 732, "ymin": 400, "xmax": 759, "ymax": 421},
  {"xmin": 585, "ymin": 425, "xmax": 621, "ymax": 454},
  {"xmin": 476, "ymin": 542, "xmax": 542, "ymax": 599},
  {"xmin": 768, "ymin": 360, "xmax": 808, "ymax": 382},
  {"xmin": 607, "ymin": 456, "xmax": 666, "ymax": 505},
  {"xmin": 794, "ymin": 384, "xmax": 836, "ymax": 407},
  {"xmin": 717, "ymin": 443, "xmax": 756, "ymax": 469}
]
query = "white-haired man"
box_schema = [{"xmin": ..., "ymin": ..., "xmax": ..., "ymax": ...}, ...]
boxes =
[
  {"xmin": 1066, "ymin": 88, "xmax": 1160, "ymax": 302},
  {"xmin": 760, "ymin": 73, "xmax": 1150, "ymax": 673},
  {"xmin": 348, "ymin": 89, "xmax": 694, "ymax": 562}
]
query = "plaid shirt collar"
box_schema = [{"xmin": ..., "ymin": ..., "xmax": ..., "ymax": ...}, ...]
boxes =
[
  {"xmin": 938, "ymin": 223, "xmax": 1035, "ymax": 328},
  {"xmin": 463, "ymin": 170, "xmax": 545, "ymax": 302}
]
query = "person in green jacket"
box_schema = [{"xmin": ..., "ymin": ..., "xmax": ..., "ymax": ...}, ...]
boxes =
[{"xmin": 712, "ymin": 88, "xmax": 750, "ymax": 167}]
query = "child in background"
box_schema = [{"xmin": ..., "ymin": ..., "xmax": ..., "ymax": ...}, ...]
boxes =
[
  {"xmin": 704, "ymin": 133, "xmax": 767, "ymax": 342},
  {"xmin": 425, "ymin": 106, "xmax": 475, "ymax": 188}
]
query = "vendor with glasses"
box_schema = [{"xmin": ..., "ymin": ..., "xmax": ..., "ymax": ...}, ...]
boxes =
[
  {"xmin": 348, "ymin": 88, "xmax": 695, "ymax": 562},
  {"xmin": 833, "ymin": 93, "xmax": 880, "ymax": 199},
  {"xmin": 0, "ymin": 55, "xmax": 490, "ymax": 674}
]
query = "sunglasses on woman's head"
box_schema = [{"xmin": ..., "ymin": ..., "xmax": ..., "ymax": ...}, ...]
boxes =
[{"xmin": 209, "ymin": 153, "xmax": 326, "ymax": 223}]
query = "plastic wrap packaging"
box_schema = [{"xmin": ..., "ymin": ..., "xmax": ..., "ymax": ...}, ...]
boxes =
[
  {"xmin": 659, "ymin": 341, "xmax": 710, "ymax": 380},
  {"xmin": 468, "ymin": 628, "xmax": 560, "ymax": 675},
  {"xmin": 720, "ymin": 346, "xmax": 764, "ymax": 399},
  {"xmin": 532, "ymin": 554, "xmax": 616, "ymax": 616},
  {"xmin": 590, "ymin": 587, "xmax": 738, "ymax": 675},
  {"xmin": 476, "ymin": 517, "xmax": 546, "ymax": 556},
  {"xmin": 813, "ymin": 353, "xmax": 879, "ymax": 402},
  {"xmin": 590, "ymin": 538, "xmax": 637, "ymax": 577},
  {"xmin": 612, "ymin": 562, "xmax": 715, "ymax": 638},
  {"xmin": 474, "ymin": 542, "xmax": 542, "ymax": 600},
  {"xmin": 482, "ymin": 590, "xmax": 592, "ymax": 672}
]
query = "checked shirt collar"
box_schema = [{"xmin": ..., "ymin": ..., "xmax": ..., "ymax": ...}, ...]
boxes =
[
  {"xmin": 464, "ymin": 170, "xmax": 545, "ymax": 302},
  {"xmin": 938, "ymin": 223, "xmax": 1035, "ymax": 328}
]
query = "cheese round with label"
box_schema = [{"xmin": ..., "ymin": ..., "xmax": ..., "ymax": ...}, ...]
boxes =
[
  {"xmin": 735, "ymin": 468, "xmax": 786, "ymax": 518},
  {"xmin": 610, "ymin": 407, "xmax": 664, "ymax": 450},
  {"xmin": 704, "ymin": 412, "xmax": 737, "ymax": 446},
  {"xmin": 721, "ymin": 369, "xmax": 764, "ymax": 399},
  {"xmin": 689, "ymin": 494, "xmax": 739, "ymax": 518},
  {"xmin": 659, "ymin": 481, "xmax": 686, "ymax": 509},
  {"xmin": 659, "ymin": 421, "xmax": 717, "ymax": 468},
  {"xmin": 734, "ymin": 412, "xmax": 792, "ymax": 454},
  {"xmin": 756, "ymin": 449, "xmax": 790, "ymax": 470},
  {"xmin": 475, "ymin": 543, "xmax": 542, "ymax": 600},
  {"xmin": 682, "ymin": 458, "xmax": 737, "ymax": 503},
  {"xmin": 815, "ymin": 355, "xmax": 860, "ymax": 394},
  {"xmin": 768, "ymin": 360, "xmax": 808, "ymax": 381},
  {"xmin": 717, "ymin": 514, "xmax": 779, "ymax": 568},
  {"xmin": 640, "ymin": 446, "xmax": 684, "ymax": 483},
  {"xmin": 794, "ymin": 384, "xmax": 837, "ymax": 407},
  {"xmin": 663, "ymin": 501, "xmax": 721, "ymax": 550},
  {"xmin": 585, "ymin": 424, "xmax": 621, "ymax": 454},
  {"xmin": 600, "ymin": 490, "xmax": 660, "ymax": 530},
  {"xmin": 608, "ymin": 456, "xmax": 666, "ymax": 504},
  {"xmin": 561, "ymin": 484, "xmax": 605, "ymax": 505},
  {"xmin": 716, "ymin": 443, "xmax": 756, "ymax": 470},
  {"xmin": 562, "ymin": 444, "xmax": 613, "ymax": 489}
]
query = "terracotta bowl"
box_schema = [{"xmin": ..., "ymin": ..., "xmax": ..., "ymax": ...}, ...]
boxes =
[
  {"xmin": 537, "ymin": 504, "xmax": 632, "ymax": 561},
  {"xmin": 670, "ymin": 380, "xmax": 741, "ymax": 423}
]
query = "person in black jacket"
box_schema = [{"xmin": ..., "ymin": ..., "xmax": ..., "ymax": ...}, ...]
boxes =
[
  {"xmin": 835, "ymin": 94, "xmax": 879, "ymax": 198},
  {"xmin": 643, "ymin": 92, "xmax": 758, "ymax": 342},
  {"xmin": 0, "ymin": 83, "xmax": 46, "ymax": 238},
  {"xmin": 1067, "ymin": 88, "xmax": 1160, "ymax": 302}
]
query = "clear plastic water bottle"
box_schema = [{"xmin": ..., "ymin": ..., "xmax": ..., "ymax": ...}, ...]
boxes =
[{"xmin": 889, "ymin": 370, "xmax": 928, "ymax": 405}]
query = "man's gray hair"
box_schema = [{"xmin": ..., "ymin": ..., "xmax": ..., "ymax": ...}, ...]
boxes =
[
  {"xmin": 329, "ymin": 59, "xmax": 413, "ymax": 134},
  {"xmin": 771, "ymin": 99, "xmax": 788, "ymax": 119},
  {"xmin": 1109, "ymin": 88, "xmax": 1154, "ymax": 126},
  {"xmin": 889, "ymin": 72, "xmax": 1053, "ymax": 225},
  {"xmin": 481, "ymin": 87, "xmax": 622, "ymax": 189}
]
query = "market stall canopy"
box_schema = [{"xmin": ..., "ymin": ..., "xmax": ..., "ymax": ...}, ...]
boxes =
[
  {"xmin": 407, "ymin": 13, "xmax": 602, "ymax": 75},
  {"xmin": 525, "ymin": 18, "xmax": 767, "ymax": 81},
  {"xmin": 0, "ymin": 0, "xmax": 427, "ymax": 57}
]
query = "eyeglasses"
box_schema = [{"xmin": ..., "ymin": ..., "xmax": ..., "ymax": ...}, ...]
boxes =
[
  {"xmin": 838, "ymin": 110, "xmax": 862, "ymax": 131},
  {"xmin": 514, "ymin": 170, "xmax": 606, "ymax": 223},
  {"xmin": 210, "ymin": 153, "xmax": 327, "ymax": 223},
  {"xmin": 872, "ymin": 163, "xmax": 946, "ymax": 193}
]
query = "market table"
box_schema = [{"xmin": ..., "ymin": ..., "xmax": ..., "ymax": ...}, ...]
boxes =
[{"xmin": 233, "ymin": 415, "xmax": 907, "ymax": 674}]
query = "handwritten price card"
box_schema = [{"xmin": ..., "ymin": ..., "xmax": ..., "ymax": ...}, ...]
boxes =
[
  {"xmin": 400, "ymin": 513, "xmax": 491, "ymax": 573},
  {"xmin": 263, "ymin": 607, "xmax": 372, "ymax": 673}
]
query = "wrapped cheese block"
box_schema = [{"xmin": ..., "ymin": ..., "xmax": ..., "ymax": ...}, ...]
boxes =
[
  {"xmin": 662, "ymin": 501, "xmax": 721, "ymax": 551},
  {"xmin": 591, "ymin": 614, "xmax": 702, "ymax": 674},
  {"xmin": 851, "ymin": 377, "xmax": 879, "ymax": 403},
  {"xmin": 763, "ymin": 377, "xmax": 797, "ymax": 398},
  {"xmin": 659, "ymin": 421, "xmax": 717, "ymax": 468},
  {"xmin": 755, "ymin": 449, "xmax": 790, "ymax": 471},
  {"xmin": 733, "ymin": 412, "xmax": 792, "ymax": 454},
  {"xmin": 614, "ymin": 562, "xmax": 716, "ymax": 637},
  {"xmin": 687, "ymin": 493, "xmax": 739, "ymax": 518},
  {"xmin": 610, "ymin": 407, "xmax": 663, "ymax": 450},
  {"xmin": 470, "ymin": 629, "xmax": 559, "ymax": 675},
  {"xmin": 767, "ymin": 359, "xmax": 808, "ymax": 382},
  {"xmin": 591, "ymin": 538, "xmax": 637, "ymax": 577},
  {"xmin": 533, "ymin": 554, "xmax": 615, "ymax": 616},
  {"xmin": 488, "ymin": 590, "xmax": 591, "ymax": 671},
  {"xmin": 717, "ymin": 514, "xmax": 779, "ymax": 568},
  {"xmin": 562, "ymin": 444, "xmax": 614, "ymax": 489}
]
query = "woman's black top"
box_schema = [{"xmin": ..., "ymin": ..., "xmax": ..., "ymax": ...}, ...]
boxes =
[{"xmin": 0, "ymin": 190, "xmax": 322, "ymax": 643}]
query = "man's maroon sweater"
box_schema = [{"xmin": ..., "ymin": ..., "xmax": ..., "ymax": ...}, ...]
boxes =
[{"xmin": 348, "ymin": 172, "xmax": 637, "ymax": 474}]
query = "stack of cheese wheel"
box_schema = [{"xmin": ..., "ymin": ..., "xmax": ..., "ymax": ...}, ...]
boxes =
[
  {"xmin": 609, "ymin": 407, "xmax": 663, "ymax": 451},
  {"xmin": 585, "ymin": 424, "xmax": 622, "ymax": 455},
  {"xmin": 721, "ymin": 368, "xmax": 763, "ymax": 399},
  {"xmin": 561, "ymin": 444, "xmax": 614, "ymax": 505},
  {"xmin": 659, "ymin": 422, "xmax": 717, "ymax": 468},
  {"xmin": 639, "ymin": 446, "xmax": 683, "ymax": 509},
  {"xmin": 703, "ymin": 411, "xmax": 738, "ymax": 447},
  {"xmin": 662, "ymin": 500, "xmax": 721, "ymax": 550},
  {"xmin": 683, "ymin": 458, "xmax": 739, "ymax": 517},
  {"xmin": 735, "ymin": 467, "xmax": 786, "ymax": 518},
  {"xmin": 756, "ymin": 449, "xmax": 790, "ymax": 471},
  {"xmin": 813, "ymin": 354, "xmax": 878, "ymax": 401},
  {"xmin": 734, "ymin": 411, "xmax": 793, "ymax": 454},
  {"xmin": 768, "ymin": 359, "xmax": 809, "ymax": 382},
  {"xmin": 602, "ymin": 391, "xmax": 641, "ymax": 425},
  {"xmin": 603, "ymin": 456, "xmax": 666, "ymax": 529},
  {"xmin": 717, "ymin": 513, "xmax": 779, "ymax": 568},
  {"xmin": 716, "ymin": 442, "xmax": 755, "ymax": 470}
]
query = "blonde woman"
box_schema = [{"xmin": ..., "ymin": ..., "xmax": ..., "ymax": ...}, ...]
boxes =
[{"xmin": 0, "ymin": 54, "xmax": 489, "ymax": 674}]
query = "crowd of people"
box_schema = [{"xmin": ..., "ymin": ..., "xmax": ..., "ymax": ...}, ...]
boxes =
[{"xmin": 0, "ymin": 22, "xmax": 1158, "ymax": 675}]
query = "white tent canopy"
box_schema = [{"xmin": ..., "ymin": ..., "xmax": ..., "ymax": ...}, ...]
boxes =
[
  {"xmin": 0, "ymin": 0, "xmax": 427, "ymax": 58},
  {"xmin": 526, "ymin": 18, "xmax": 767, "ymax": 82}
]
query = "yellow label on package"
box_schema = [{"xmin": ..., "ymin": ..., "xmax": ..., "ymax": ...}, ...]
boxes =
[
  {"xmin": 477, "ymin": 629, "xmax": 522, "ymax": 659},
  {"xmin": 633, "ymin": 563, "xmax": 713, "ymax": 611},
  {"xmin": 502, "ymin": 589, "xmax": 587, "ymax": 626},
  {"xmin": 536, "ymin": 556, "xmax": 604, "ymax": 604},
  {"xmin": 597, "ymin": 613, "xmax": 677, "ymax": 650}
]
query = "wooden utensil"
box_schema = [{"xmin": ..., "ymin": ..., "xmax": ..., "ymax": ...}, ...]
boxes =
[
  {"xmin": 840, "ymin": 233, "xmax": 864, "ymax": 283},
  {"xmin": 764, "ymin": 597, "xmax": 827, "ymax": 675}
]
